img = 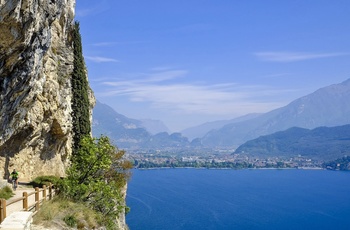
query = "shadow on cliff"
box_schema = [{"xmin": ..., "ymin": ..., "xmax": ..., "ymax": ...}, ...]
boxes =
[
  {"xmin": 1, "ymin": 127, "xmax": 70, "ymax": 179},
  {"xmin": 0, "ymin": 127, "xmax": 34, "ymax": 179}
]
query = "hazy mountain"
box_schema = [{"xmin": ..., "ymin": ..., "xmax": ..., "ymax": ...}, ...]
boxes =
[
  {"xmin": 93, "ymin": 79, "xmax": 350, "ymax": 151},
  {"xmin": 201, "ymin": 78, "xmax": 350, "ymax": 147},
  {"xmin": 92, "ymin": 101, "xmax": 190, "ymax": 149},
  {"xmin": 235, "ymin": 125, "xmax": 350, "ymax": 160},
  {"xmin": 181, "ymin": 113, "xmax": 262, "ymax": 140},
  {"xmin": 140, "ymin": 119, "xmax": 171, "ymax": 135},
  {"xmin": 145, "ymin": 132, "xmax": 190, "ymax": 148},
  {"xmin": 92, "ymin": 101, "xmax": 151, "ymax": 148}
]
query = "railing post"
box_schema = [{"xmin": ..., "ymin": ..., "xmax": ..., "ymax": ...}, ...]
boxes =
[
  {"xmin": 0, "ymin": 199, "xmax": 4, "ymax": 223},
  {"xmin": 49, "ymin": 183, "xmax": 52, "ymax": 200},
  {"xmin": 23, "ymin": 192, "xmax": 28, "ymax": 211},
  {"xmin": 35, "ymin": 187, "xmax": 40, "ymax": 211},
  {"xmin": 0, "ymin": 199, "xmax": 6, "ymax": 223},
  {"xmin": 42, "ymin": 185, "xmax": 47, "ymax": 201}
]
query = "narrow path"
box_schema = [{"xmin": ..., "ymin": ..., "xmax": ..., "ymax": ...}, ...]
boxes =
[
  {"xmin": 6, "ymin": 188, "xmax": 35, "ymax": 216},
  {"xmin": 5, "ymin": 183, "xmax": 46, "ymax": 216},
  {"xmin": 3, "ymin": 184, "xmax": 59, "ymax": 230}
]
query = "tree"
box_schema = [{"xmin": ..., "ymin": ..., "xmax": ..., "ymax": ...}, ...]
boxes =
[
  {"xmin": 60, "ymin": 135, "xmax": 132, "ymax": 228},
  {"xmin": 71, "ymin": 21, "xmax": 91, "ymax": 155}
]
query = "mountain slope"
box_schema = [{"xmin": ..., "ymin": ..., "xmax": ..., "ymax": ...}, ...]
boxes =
[
  {"xmin": 181, "ymin": 113, "xmax": 262, "ymax": 140},
  {"xmin": 234, "ymin": 125, "xmax": 350, "ymax": 160},
  {"xmin": 139, "ymin": 119, "xmax": 171, "ymax": 135},
  {"xmin": 92, "ymin": 101, "xmax": 190, "ymax": 149},
  {"xmin": 92, "ymin": 101, "xmax": 151, "ymax": 148},
  {"xmin": 201, "ymin": 78, "xmax": 350, "ymax": 147}
]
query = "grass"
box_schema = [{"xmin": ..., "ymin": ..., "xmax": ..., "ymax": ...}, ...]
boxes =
[
  {"xmin": 33, "ymin": 197, "xmax": 105, "ymax": 229},
  {"xmin": 0, "ymin": 186, "xmax": 14, "ymax": 199}
]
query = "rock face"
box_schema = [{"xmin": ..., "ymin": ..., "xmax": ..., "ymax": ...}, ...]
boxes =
[
  {"xmin": 0, "ymin": 2, "xmax": 127, "ymax": 229},
  {"xmin": 0, "ymin": 0, "xmax": 76, "ymax": 180}
]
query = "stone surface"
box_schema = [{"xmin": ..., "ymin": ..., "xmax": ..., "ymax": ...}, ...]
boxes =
[
  {"xmin": 0, "ymin": 1, "xmax": 125, "ymax": 229},
  {"xmin": 0, "ymin": 0, "xmax": 76, "ymax": 180},
  {"xmin": 0, "ymin": 211, "xmax": 33, "ymax": 230}
]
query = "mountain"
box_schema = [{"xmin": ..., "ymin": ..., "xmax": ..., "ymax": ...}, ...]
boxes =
[
  {"xmin": 181, "ymin": 113, "xmax": 262, "ymax": 140},
  {"xmin": 92, "ymin": 101, "xmax": 190, "ymax": 149},
  {"xmin": 92, "ymin": 101, "xmax": 151, "ymax": 148},
  {"xmin": 139, "ymin": 119, "xmax": 171, "ymax": 135},
  {"xmin": 201, "ymin": 78, "xmax": 350, "ymax": 147},
  {"xmin": 234, "ymin": 125, "xmax": 350, "ymax": 160}
]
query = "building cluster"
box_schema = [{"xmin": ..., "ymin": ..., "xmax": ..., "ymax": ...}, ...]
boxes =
[{"xmin": 125, "ymin": 150, "xmax": 323, "ymax": 169}]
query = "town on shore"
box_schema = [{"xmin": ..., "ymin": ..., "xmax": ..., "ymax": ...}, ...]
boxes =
[{"xmin": 124, "ymin": 148, "xmax": 349, "ymax": 170}]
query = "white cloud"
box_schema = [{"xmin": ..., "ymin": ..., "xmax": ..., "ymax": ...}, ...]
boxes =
[
  {"xmin": 103, "ymin": 70, "xmax": 187, "ymax": 86},
  {"xmin": 254, "ymin": 52, "xmax": 349, "ymax": 62},
  {"xmin": 85, "ymin": 56, "xmax": 119, "ymax": 63},
  {"xmin": 75, "ymin": 1, "xmax": 109, "ymax": 17},
  {"xmin": 96, "ymin": 69, "xmax": 289, "ymax": 116}
]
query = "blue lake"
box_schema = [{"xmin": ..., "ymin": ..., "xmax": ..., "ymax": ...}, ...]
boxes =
[{"xmin": 126, "ymin": 168, "xmax": 350, "ymax": 230}]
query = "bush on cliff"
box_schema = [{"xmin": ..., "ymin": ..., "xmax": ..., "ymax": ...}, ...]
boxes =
[{"xmin": 59, "ymin": 135, "xmax": 132, "ymax": 229}]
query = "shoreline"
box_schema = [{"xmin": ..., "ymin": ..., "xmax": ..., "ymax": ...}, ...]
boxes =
[{"xmin": 136, "ymin": 166, "xmax": 325, "ymax": 170}]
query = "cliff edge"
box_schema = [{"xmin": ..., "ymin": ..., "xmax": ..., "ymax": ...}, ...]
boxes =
[
  {"xmin": 0, "ymin": 0, "xmax": 76, "ymax": 180},
  {"xmin": 0, "ymin": 2, "xmax": 127, "ymax": 229}
]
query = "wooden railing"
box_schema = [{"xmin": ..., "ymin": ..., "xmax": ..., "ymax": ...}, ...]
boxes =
[{"xmin": 0, "ymin": 183, "xmax": 56, "ymax": 223}]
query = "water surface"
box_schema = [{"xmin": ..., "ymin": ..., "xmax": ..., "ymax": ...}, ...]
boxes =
[{"xmin": 126, "ymin": 169, "xmax": 350, "ymax": 230}]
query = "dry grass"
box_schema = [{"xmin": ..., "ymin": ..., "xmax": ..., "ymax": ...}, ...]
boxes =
[{"xmin": 33, "ymin": 197, "xmax": 104, "ymax": 229}]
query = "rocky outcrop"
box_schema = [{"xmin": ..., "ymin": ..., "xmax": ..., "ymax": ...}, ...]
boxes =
[
  {"xmin": 116, "ymin": 184, "xmax": 128, "ymax": 230},
  {"xmin": 0, "ymin": 0, "xmax": 76, "ymax": 180},
  {"xmin": 0, "ymin": 2, "xmax": 127, "ymax": 229}
]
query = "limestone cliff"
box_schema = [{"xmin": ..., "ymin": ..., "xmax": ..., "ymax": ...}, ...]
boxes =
[
  {"xmin": 0, "ymin": 1, "xmax": 128, "ymax": 229},
  {"xmin": 0, "ymin": 0, "xmax": 77, "ymax": 180}
]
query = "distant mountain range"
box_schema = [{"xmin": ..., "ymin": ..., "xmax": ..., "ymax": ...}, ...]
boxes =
[
  {"xmin": 181, "ymin": 113, "xmax": 262, "ymax": 140},
  {"xmin": 92, "ymin": 101, "xmax": 149, "ymax": 148},
  {"xmin": 234, "ymin": 125, "xmax": 350, "ymax": 160},
  {"xmin": 92, "ymin": 101, "xmax": 190, "ymax": 149},
  {"xmin": 92, "ymin": 78, "xmax": 350, "ymax": 159},
  {"xmin": 200, "ymin": 78, "xmax": 350, "ymax": 147},
  {"xmin": 139, "ymin": 119, "xmax": 171, "ymax": 135}
]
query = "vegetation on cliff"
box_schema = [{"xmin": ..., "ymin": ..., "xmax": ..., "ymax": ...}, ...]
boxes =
[
  {"xmin": 61, "ymin": 136, "xmax": 132, "ymax": 216},
  {"xmin": 34, "ymin": 135, "xmax": 132, "ymax": 229},
  {"xmin": 71, "ymin": 21, "xmax": 92, "ymax": 155},
  {"xmin": 34, "ymin": 22, "xmax": 132, "ymax": 229}
]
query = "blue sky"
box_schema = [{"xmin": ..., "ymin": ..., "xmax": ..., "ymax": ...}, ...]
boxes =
[{"xmin": 75, "ymin": 0, "xmax": 350, "ymax": 132}]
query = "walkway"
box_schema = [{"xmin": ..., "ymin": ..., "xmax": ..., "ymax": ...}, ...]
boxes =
[
  {"xmin": 0, "ymin": 183, "xmax": 55, "ymax": 229},
  {"xmin": 6, "ymin": 187, "xmax": 38, "ymax": 215}
]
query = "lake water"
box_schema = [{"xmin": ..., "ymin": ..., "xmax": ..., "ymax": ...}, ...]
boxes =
[{"xmin": 126, "ymin": 168, "xmax": 350, "ymax": 230}]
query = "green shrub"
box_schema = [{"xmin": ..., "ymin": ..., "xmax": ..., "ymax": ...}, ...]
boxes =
[
  {"xmin": 0, "ymin": 186, "xmax": 14, "ymax": 199},
  {"xmin": 59, "ymin": 135, "xmax": 132, "ymax": 229},
  {"xmin": 63, "ymin": 215, "xmax": 77, "ymax": 227},
  {"xmin": 30, "ymin": 175, "xmax": 61, "ymax": 188}
]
